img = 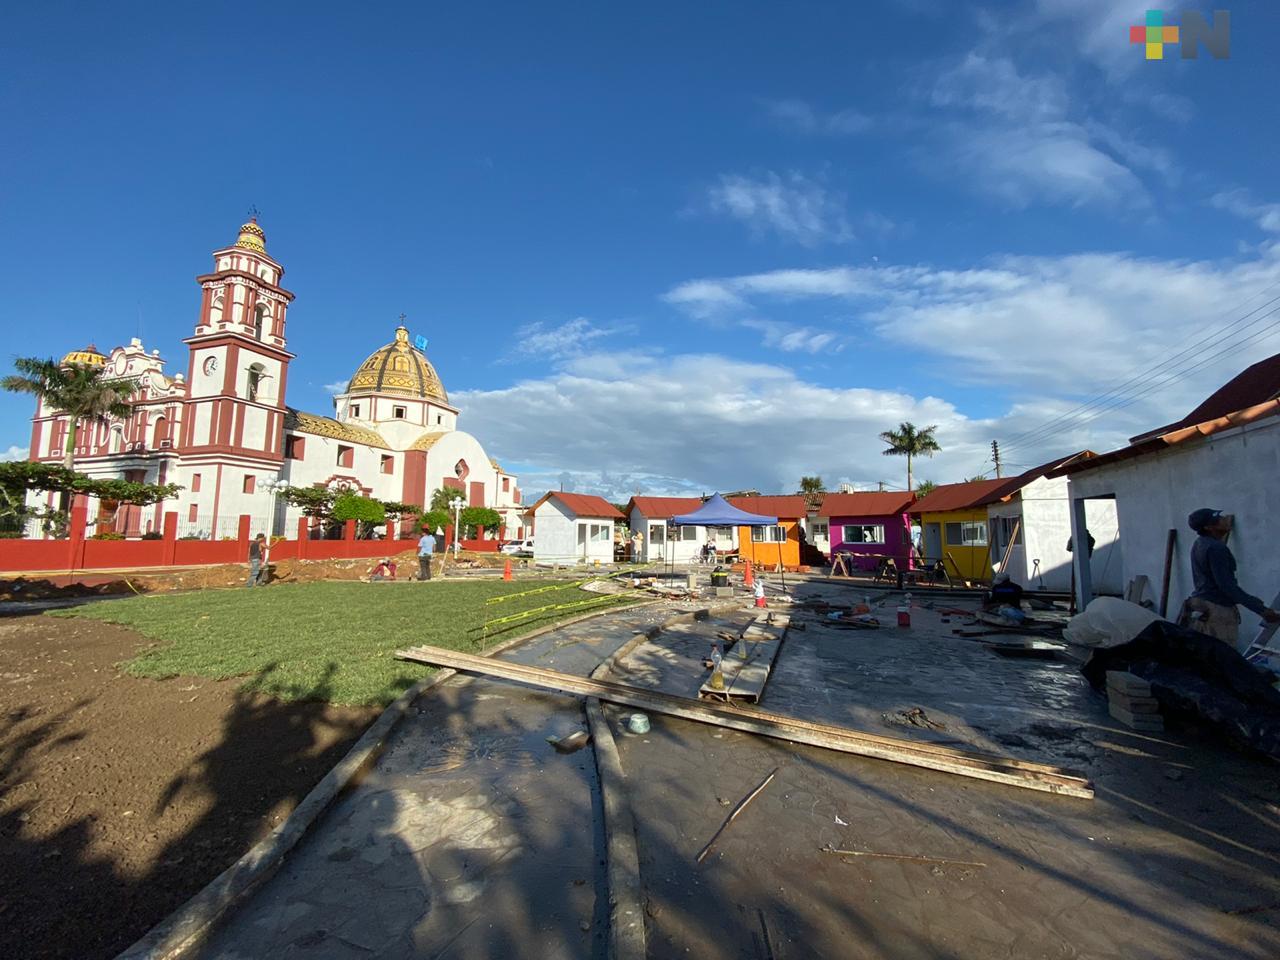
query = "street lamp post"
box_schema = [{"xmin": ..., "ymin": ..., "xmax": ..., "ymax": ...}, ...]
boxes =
[{"xmin": 452, "ymin": 496, "xmax": 464, "ymax": 559}]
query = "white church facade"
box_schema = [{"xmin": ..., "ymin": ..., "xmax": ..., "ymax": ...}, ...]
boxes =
[{"xmin": 25, "ymin": 219, "xmax": 525, "ymax": 540}]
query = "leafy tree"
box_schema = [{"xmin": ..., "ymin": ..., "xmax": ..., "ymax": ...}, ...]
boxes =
[
  {"xmin": 279, "ymin": 485, "xmax": 338, "ymax": 519},
  {"xmin": 380, "ymin": 500, "xmax": 421, "ymax": 522},
  {"xmin": 430, "ymin": 486, "xmax": 467, "ymax": 514},
  {"xmin": 963, "ymin": 475, "xmax": 989, "ymax": 483},
  {"xmin": 459, "ymin": 506, "xmax": 502, "ymax": 539},
  {"xmin": 799, "ymin": 476, "xmax": 826, "ymax": 494},
  {"xmin": 0, "ymin": 461, "xmax": 181, "ymax": 537},
  {"xmin": 419, "ymin": 510, "xmax": 450, "ymax": 534},
  {"xmin": 913, "ymin": 479, "xmax": 938, "ymax": 499},
  {"xmin": 2, "ymin": 357, "xmax": 138, "ymax": 470},
  {"xmin": 332, "ymin": 491, "xmax": 386, "ymax": 538},
  {"xmin": 878, "ymin": 422, "xmax": 941, "ymax": 492}
]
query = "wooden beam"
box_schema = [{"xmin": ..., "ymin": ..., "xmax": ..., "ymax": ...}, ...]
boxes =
[{"xmin": 395, "ymin": 644, "xmax": 1093, "ymax": 799}]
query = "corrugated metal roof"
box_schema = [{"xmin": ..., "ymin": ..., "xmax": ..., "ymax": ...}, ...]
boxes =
[
  {"xmin": 528, "ymin": 492, "xmax": 624, "ymax": 519},
  {"xmin": 727, "ymin": 495, "xmax": 808, "ymax": 519},
  {"xmin": 625, "ymin": 496, "xmax": 704, "ymax": 519},
  {"xmin": 818, "ymin": 491, "xmax": 915, "ymax": 518}
]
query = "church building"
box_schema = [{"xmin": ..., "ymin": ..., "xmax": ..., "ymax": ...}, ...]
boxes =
[{"xmin": 25, "ymin": 219, "xmax": 524, "ymax": 539}]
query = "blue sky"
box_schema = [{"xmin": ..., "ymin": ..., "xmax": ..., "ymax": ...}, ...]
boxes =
[{"xmin": 4, "ymin": 1, "xmax": 1279, "ymax": 498}]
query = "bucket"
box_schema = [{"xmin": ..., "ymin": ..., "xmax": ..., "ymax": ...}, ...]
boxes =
[
  {"xmin": 627, "ymin": 713, "xmax": 651, "ymax": 734},
  {"xmin": 897, "ymin": 605, "xmax": 911, "ymax": 628}
]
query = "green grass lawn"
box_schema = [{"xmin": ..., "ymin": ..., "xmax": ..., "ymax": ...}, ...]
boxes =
[{"xmin": 53, "ymin": 580, "xmax": 634, "ymax": 706}]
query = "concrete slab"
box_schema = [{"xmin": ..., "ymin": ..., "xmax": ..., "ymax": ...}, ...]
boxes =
[
  {"xmin": 604, "ymin": 581, "xmax": 1280, "ymax": 960},
  {"xmin": 194, "ymin": 605, "xmax": 674, "ymax": 960}
]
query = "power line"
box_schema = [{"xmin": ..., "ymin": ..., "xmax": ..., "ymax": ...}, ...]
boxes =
[
  {"xmin": 1000, "ymin": 281, "xmax": 1280, "ymax": 454},
  {"xmin": 1002, "ymin": 300, "xmax": 1280, "ymax": 454},
  {"xmin": 1004, "ymin": 303, "xmax": 1280, "ymax": 454}
]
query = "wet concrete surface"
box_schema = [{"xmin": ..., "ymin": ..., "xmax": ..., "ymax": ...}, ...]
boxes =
[
  {"xmin": 606, "ymin": 583, "xmax": 1280, "ymax": 960},
  {"xmin": 194, "ymin": 604, "xmax": 676, "ymax": 960}
]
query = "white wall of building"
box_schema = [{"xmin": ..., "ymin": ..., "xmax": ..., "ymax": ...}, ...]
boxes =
[
  {"xmin": 987, "ymin": 475, "xmax": 1121, "ymax": 592},
  {"xmin": 533, "ymin": 499, "xmax": 615, "ymax": 564},
  {"xmin": 1067, "ymin": 419, "xmax": 1280, "ymax": 642}
]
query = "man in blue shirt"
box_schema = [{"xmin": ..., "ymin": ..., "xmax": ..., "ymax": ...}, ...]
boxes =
[
  {"xmin": 1181, "ymin": 508, "xmax": 1279, "ymax": 646},
  {"xmin": 417, "ymin": 530, "xmax": 436, "ymax": 581}
]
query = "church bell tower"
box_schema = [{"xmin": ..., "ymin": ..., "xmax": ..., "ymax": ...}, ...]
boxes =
[{"xmin": 180, "ymin": 218, "xmax": 296, "ymax": 465}]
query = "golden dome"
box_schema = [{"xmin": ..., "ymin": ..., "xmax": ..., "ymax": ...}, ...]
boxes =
[
  {"xmin": 62, "ymin": 344, "xmax": 107, "ymax": 368},
  {"xmin": 347, "ymin": 325, "xmax": 448, "ymax": 401},
  {"xmin": 235, "ymin": 218, "xmax": 266, "ymax": 253}
]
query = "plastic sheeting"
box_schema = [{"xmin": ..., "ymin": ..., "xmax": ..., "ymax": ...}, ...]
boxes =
[
  {"xmin": 1081, "ymin": 619, "xmax": 1280, "ymax": 759},
  {"xmin": 1063, "ymin": 596, "xmax": 1164, "ymax": 648}
]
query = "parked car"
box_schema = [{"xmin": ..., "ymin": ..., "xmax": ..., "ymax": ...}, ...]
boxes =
[{"xmin": 500, "ymin": 537, "xmax": 534, "ymax": 557}]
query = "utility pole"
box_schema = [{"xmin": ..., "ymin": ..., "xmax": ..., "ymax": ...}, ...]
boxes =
[{"xmin": 991, "ymin": 440, "xmax": 1002, "ymax": 478}]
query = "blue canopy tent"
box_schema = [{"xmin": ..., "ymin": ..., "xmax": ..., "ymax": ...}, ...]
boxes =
[{"xmin": 669, "ymin": 494, "xmax": 784, "ymax": 589}]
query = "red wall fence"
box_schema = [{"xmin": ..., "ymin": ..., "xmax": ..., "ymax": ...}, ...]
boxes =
[{"xmin": 1, "ymin": 507, "xmax": 502, "ymax": 575}]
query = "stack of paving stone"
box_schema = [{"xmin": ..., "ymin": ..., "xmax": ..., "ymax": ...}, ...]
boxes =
[{"xmin": 1106, "ymin": 670, "xmax": 1164, "ymax": 732}]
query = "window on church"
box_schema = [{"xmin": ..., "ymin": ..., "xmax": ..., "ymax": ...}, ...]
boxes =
[
  {"xmin": 191, "ymin": 473, "xmax": 201, "ymax": 492},
  {"xmin": 188, "ymin": 504, "xmax": 198, "ymax": 522},
  {"xmin": 436, "ymin": 415, "xmax": 442, "ymax": 425},
  {"xmin": 350, "ymin": 404, "xmax": 361, "ymax": 419},
  {"xmin": 380, "ymin": 455, "xmax": 394, "ymax": 475},
  {"xmin": 393, "ymin": 405, "xmax": 406, "ymax": 419},
  {"xmin": 393, "ymin": 356, "xmax": 409, "ymax": 372},
  {"xmin": 337, "ymin": 445, "xmax": 354, "ymax": 468},
  {"xmin": 247, "ymin": 363, "xmax": 265, "ymax": 403},
  {"xmin": 253, "ymin": 303, "xmax": 267, "ymax": 340},
  {"xmin": 502, "ymin": 477, "xmax": 509, "ymax": 493},
  {"xmin": 243, "ymin": 475, "xmax": 255, "ymax": 494},
  {"xmin": 285, "ymin": 436, "xmax": 305, "ymax": 460}
]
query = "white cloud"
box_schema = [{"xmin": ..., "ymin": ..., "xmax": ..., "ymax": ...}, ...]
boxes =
[
  {"xmin": 454, "ymin": 353, "xmax": 997, "ymax": 495},
  {"xmin": 324, "ymin": 380, "xmax": 348, "ymax": 395},
  {"xmin": 761, "ymin": 99, "xmax": 872, "ymax": 136},
  {"xmin": 741, "ymin": 319, "xmax": 841, "ymax": 354},
  {"xmin": 1, "ymin": 444, "xmax": 27, "ymax": 461},
  {"xmin": 662, "ymin": 244, "xmax": 1280, "ymax": 451},
  {"xmin": 706, "ymin": 171, "xmax": 852, "ymax": 246},
  {"xmin": 513, "ymin": 318, "xmax": 626, "ymax": 363},
  {"xmin": 925, "ymin": 54, "xmax": 1153, "ymax": 209},
  {"xmin": 1211, "ymin": 190, "xmax": 1280, "ymax": 234},
  {"xmin": 1033, "ymin": 0, "xmax": 1157, "ymax": 75}
]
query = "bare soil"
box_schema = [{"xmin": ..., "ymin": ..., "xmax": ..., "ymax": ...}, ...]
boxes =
[{"xmin": 0, "ymin": 612, "xmax": 379, "ymax": 960}]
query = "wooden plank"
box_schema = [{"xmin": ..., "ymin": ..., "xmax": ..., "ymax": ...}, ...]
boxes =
[
  {"xmin": 701, "ymin": 613, "xmax": 788, "ymax": 703},
  {"xmin": 395, "ymin": 644, "xmax": 1094, "ymax": 799}
]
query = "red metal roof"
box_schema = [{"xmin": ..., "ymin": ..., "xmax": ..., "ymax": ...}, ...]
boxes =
[
  {"xmin": 726, "ymin": 495, "xmax": 809, "ymax": 519},
  {"xmin": 908, "ymin": 479, "xmax": 1013, "ymax": 515},
  {"xmin": 528, "ymin": 492, "xmax": 624, "ymax": 519},
  {"xmin": 817, "ymin": 491, "xmax": 915, "ymax": 518},
  {"xmin": 1130, "ymin": 353, "xmax": 1280, "ymax": 444},
  {"xmin": 625, "ymin": 496, "xmax": 704, "ymax": 519}
]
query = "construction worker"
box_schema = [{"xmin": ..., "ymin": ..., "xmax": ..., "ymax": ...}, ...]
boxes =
[{"xmin": 1180, "ymin": 508, "xmax": 1279, "ymax": 646}]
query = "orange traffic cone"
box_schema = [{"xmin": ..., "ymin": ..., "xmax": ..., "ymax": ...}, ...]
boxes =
[
  {"xmin": 743, "ymin": 560, "xmax": 754, "ymax": 588},
  {"xmin": 503, "ymin": 558, "xmax": 512, "ymax": 581}
]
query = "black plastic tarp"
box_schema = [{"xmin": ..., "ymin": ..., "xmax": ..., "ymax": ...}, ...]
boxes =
[{"xmin": 1081, "ymin": 620, "xmax": 1280, "ymax": 759}]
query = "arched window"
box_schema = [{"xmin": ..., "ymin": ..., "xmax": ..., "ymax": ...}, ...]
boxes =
[
  {"xmin": 152, "ymin": 416, "xmax": 168, "ymax": 448},
  {"xmin": 254, "ymin": 303, "xmax": 267, "ymax": 340},
  {"xmin": 392, "ymin": 356, "xmax": 409, "ymax": 372},
  {"xmin": 247, "ymin": 363, "xmax": 265, "ymax": 403}
]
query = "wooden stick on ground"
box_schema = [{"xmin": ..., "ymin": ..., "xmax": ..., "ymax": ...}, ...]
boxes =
[
  {"xmin": 821, "ymin": 846, "xmax": 986, "ymax": 868},
  {"xmin": 393, "ymin": 644, "xmax": 1095, "ymax": 797},
  {"xmin": 696, "ymin": 767, "xmax": 778, "ymax": 863}
]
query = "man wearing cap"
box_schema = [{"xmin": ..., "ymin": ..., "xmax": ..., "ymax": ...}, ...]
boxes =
[{"xmin": 1181, "ymin": 508, "xmax": 1279, "ymax": 645}]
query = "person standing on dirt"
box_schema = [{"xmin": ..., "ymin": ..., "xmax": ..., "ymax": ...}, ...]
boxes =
[
  {"xmin": 417, "ymin": 529, "xmax": 436, "ymax": 581},
  {"xmin": 1180, "ymin": 508, "xmax": 1279, "ymax": 646},
  {"xmin": 246, "ymin": 534, "xmax": 267, "ymax": 588}
]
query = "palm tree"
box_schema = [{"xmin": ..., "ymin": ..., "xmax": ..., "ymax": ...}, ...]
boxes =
[
  {"xmin": 798, "ymin": 476, "xmax": 826, "ymax": 494},
  {"xmin": 2, "ymin": 357, "xmax": 137, "ymax": 470},
  {"xmin": 914, "ymin": 479, "xmax": 938, "ymax": 498},
  {"xmin": 878, "ymin": 421, "xmax": 941, "ymax": 492}
]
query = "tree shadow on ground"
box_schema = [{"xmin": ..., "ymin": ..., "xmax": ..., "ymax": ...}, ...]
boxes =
[{"xmin": 0, "ymin": 660, "xmax": 372, "ymax": 960}]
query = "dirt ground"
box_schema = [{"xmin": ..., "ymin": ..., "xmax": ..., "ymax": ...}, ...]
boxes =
[
  {"xmin": 0, "ymin": 548, "xmax": 515, "ymax": 603},
  {"xmin": 0, "ymin": 611, "xmax": 380, "ymax": 960}
]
